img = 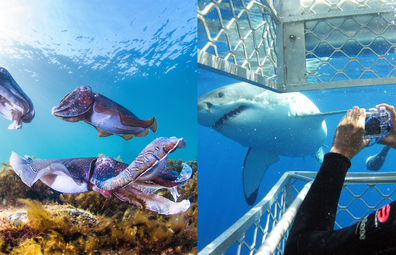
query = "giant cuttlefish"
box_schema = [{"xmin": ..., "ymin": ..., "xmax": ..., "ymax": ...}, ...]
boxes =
[
  {"xmin": 52, "ymin": 85, "xmax": 157, "ymax": 140},
  {"xmin": 0, "ymin": 67, "xmax": 35, "ymax": 130},
  {"xmin": 10, "ymin": 137, "xmax": 191, "ymax": 215}
]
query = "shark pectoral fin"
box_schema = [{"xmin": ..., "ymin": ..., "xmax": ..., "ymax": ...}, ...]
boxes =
[
  {"xmin": 312, "ymin": 146, "xmax": 325, "ymax": 164},
  {"xmin": 366, "ymin": 145, "xmax": 391, "ymax": 171},
  {"xmin": 243, "ymin": 148, "xmax": 280, "ymax": 206}
]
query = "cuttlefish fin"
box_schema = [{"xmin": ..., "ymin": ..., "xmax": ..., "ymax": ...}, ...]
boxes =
[
  {"xmin": 118, "ymin": 111, "xmax": 157, "ymax": 132},
  {"xmin": 243, "ymin": 148, "xmax": 280, "ymax": 206},
  {"xmin": 121, "ymin": 134, "xmax": 134, "ymax": 140},
  {"xmin": 149, "ymin": 117, "xmax": 157, "ymax": 132},
  {"xmin": 95, "ymin": 127, "xmax": 113, "ymax": 137},
  {"xmin": 121, "ymin": 127, "xmax": 150, "ymax": 140},
  {"xmin": 135, "ymin": 129, "xmax": 149, "ymax": 137}
]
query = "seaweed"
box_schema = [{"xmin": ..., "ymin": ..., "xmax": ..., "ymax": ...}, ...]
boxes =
[
  {"xmin": 0, "ymin": 158, "xmax": 197, "ymax": 254},
  {"xmin": 0, "ymin": 163, "xmax": 57, "ymax": 207}
]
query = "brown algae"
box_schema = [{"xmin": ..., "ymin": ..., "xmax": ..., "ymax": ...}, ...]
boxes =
[{"xmin": 0, "ymin": 158, "xmax": 197, "ymax": 254}]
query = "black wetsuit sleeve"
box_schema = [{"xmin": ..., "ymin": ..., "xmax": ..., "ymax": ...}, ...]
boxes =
[
  {"xmin": 284, "ymin": 152, "xmax": 351, "ymax": 254},
  {"xmin": 285, "ymin": 153, "xmax": 396, "ymax": 255}
]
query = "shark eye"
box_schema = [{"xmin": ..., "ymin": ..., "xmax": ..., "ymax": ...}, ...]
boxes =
[{"xmin": 218, "ymin": 92, "xmax": 224, "ymax": 98}]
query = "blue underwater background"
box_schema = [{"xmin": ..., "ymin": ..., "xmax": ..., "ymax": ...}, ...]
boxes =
[
  {"xmin": 198, "ymin": 68, "xmax": 396, "ymax": 252},
  {"xmin": 3, "ymin": 1, "xmax": 396, "ymax": 254},
  {"xmin": 0, "ymin": 1, "xmax": 197, "ymax": 164}
]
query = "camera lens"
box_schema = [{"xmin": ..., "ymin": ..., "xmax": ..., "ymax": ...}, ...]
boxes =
[{"xmin": 365, "ymin": 118, "xmax": 382, "ymax": 135}]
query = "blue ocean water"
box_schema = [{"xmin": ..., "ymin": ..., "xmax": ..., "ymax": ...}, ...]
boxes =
[
  {"xmin": 198, "ymin": 66, "xmax": 396, "ymax": 252},
  {"xmin": 0, "ymin": 1, "xmax": 197, "ymax": 165}
]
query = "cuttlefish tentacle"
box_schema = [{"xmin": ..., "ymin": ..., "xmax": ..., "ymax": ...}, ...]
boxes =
[
  {"xmin": 93, "ymin": 137, "xmax": 186, "ymax": 190},
  {"xmin": 52, "ymin": 85, "xmax": 157, "ymax": 140},
  {"xmin": 113, "ymin": 185, "xmax": 190, "ymax": 215},
  {"xmin": 151, "ymin": 163, "xmax": 193, "ymax": 188}
]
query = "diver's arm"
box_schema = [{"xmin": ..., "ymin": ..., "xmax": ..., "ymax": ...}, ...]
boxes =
[
  {"xmin": 284, "ymin": 153, "xmax": 350, "ymax": 254},
  {"xmin": 285, "ymin": 107, "xmax": 368, "ymax": 254},
  {"xmin": 329, "ymin": 106, "xmax": 369, "ymax": 159}
]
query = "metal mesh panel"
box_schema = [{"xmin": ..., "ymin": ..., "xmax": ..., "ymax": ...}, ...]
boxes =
[
  {"xmin": 198, "ymin": 0, "xmax": 396, "ymax": 92},
  {"xmin": 198, "ymin": 0, "xmax": 277, "ymax": 77},
  {"xmin": 198, "ymin": 171, "xmax": 396, "ymax": 255},
  {"xmin": 301, "ymin": 0, "xmax": 390, "ymax": 15},
  {"xmin": 336, "ymin": 182, "xmax": 396, "ymax": 228},
  {"xmin": 305, "ymin": 13, "xmax": 396, "ymax": 84},
  {"xmin": 198, "ymin": 0, "xmax": 279, "ymax": 90},
  {"xmin": 235, "ymin": 187, "xmax": 288, "ymax": 254}
]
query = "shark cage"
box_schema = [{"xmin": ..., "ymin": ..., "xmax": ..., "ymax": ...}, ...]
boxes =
[{"xmin": 198, "ymin": 0, "xmax": 396, "ymax": 254}]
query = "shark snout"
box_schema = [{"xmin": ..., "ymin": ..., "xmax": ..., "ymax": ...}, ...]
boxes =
[{"xmin": 197, "ymin": 101, "xmax": 212, "ymax": 111}]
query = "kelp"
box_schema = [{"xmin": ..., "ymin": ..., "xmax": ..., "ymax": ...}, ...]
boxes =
[{"xmin": 0, "ymin": 158, "xmax": 197, "ymax": 254}]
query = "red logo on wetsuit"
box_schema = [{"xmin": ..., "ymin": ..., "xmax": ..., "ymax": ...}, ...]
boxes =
[{"xmin": 377, "ymin": 204, "xmax": 391, "ymax": 223}]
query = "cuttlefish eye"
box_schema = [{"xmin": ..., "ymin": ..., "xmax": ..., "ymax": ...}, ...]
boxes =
[{"xmin": 79, "ymin": 86, "xmax": 91, "ymax": 92}]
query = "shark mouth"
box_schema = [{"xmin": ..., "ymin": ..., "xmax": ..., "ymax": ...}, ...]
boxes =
[{"xmin": 211, "ymin": 105, "xmax": 247, "ymax": 130}]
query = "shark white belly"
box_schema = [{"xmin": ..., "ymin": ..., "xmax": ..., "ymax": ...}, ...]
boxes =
[{"xmin": 198, "ymin": 82, "xmax": 327, "ymax": 205}]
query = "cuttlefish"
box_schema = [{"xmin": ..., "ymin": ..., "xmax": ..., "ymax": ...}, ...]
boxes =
[
  {"xmin": 52, "ymin": 86, "xmax": 157, "ymax": 140},
  {"xmin": 10, "ymin": 137, "xmax": 191, "ymax": 215},
  {"xmin": 0, "ymin": 67, "xmax": 35, "ymax": 130}
]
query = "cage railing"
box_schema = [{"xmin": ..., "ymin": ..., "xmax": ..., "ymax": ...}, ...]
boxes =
[{"xmin": 198, "ymin": 171, "xmax": 396, "ymax": 255}]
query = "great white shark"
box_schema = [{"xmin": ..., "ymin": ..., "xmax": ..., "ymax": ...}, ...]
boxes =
[{"xmin": 198, "ymin": 82, "xmax": 327, "ymax": 205}]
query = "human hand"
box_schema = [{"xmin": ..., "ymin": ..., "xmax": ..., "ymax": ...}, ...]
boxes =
[
  {"xmin": 376, "ymin": 103, "xmax": 396, "ymax": 149},
  {"xmin": 330, "ymin": 106, "xmax": 370, "ymax": 160}
]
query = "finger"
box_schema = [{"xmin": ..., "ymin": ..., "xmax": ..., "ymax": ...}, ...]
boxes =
[
  {"xmin": 377, "ymin": 103, "xmax": 395, "ymax": 121},
  {"xmin": 350, "ymin": 106, "xmax": 361, "ymax": 121},
  {"xmin": 360, "ymin": 108, "xmax": 366, "ymax": 117},
  {"xmin": 338, "ymin": 115, "xmax": 347, "ymax": 125},
  {"xmin": 363, "ymin": 138, "xmax": 371, "ymax": 147},
  {"xmin": 358, "ymin": 108, "xmax": 366, "ymax": 127}
]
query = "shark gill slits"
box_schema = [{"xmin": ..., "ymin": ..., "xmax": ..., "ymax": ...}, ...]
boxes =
[{"xmin": 212, "ymin": 105, "xmax": 246, "ymax": 129}]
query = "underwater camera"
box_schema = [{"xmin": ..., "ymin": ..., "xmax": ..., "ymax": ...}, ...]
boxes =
[{"xmin": 364, "ymin": 107, "xmax": 391, "ymax": 140}]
